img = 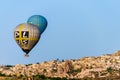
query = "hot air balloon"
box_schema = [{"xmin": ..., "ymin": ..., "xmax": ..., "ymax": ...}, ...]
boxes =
[
  {"xmin": 27, "ymin": 15, "xmax": 47, "ymax": 34},
  {"xmin": 14, "ymin": 23, "xmax": 40, "ymax": 57}
]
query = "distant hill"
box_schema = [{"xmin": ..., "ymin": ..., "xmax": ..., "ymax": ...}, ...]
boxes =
[{"xmin": 1, "ymin": 50, "xmax": 120, "ymax": 79}]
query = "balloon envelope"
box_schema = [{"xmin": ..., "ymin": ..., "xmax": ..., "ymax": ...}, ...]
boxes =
[
  {"xmin": 27, "ymin": 15, "xmax": 47, "ymax": 34},
  {"xmin": 14, "ymin": 23, "xmax": 40, "ymax": 56}
]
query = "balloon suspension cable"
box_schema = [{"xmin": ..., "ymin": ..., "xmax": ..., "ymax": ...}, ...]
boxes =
[{"xmin": 24, "ymin": 53, "xmax": 29, "ymax": 57}]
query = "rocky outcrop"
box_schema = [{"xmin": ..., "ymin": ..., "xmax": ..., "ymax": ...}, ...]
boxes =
[{"xmin": 1, "ymin": 50, "xmax": 120, "ymax": 79}]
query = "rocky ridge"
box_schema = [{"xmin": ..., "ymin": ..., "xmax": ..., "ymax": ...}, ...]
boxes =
[{"xmin": 1, "ymin": 50, "xmax": 120, "ymax": 79}]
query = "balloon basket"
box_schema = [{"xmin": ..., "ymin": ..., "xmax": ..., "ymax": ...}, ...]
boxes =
[{"xmin": 24, "ymin": 54, "xmax": 29, "ymax": 57}]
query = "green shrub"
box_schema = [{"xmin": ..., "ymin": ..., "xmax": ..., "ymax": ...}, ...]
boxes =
[{"xmin": 0, "ymin": 72, "xmax": 6, "ymax": 76}]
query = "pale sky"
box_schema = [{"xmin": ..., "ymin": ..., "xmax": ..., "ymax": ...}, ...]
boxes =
[{"xmin": 0, "ymin": 0, "xmax": 120, "ymax": 65}]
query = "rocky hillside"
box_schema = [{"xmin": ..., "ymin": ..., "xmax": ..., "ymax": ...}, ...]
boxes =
[{"xmin": 1, "ymin": 50, "xmax": 120, "ymax": 79}]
